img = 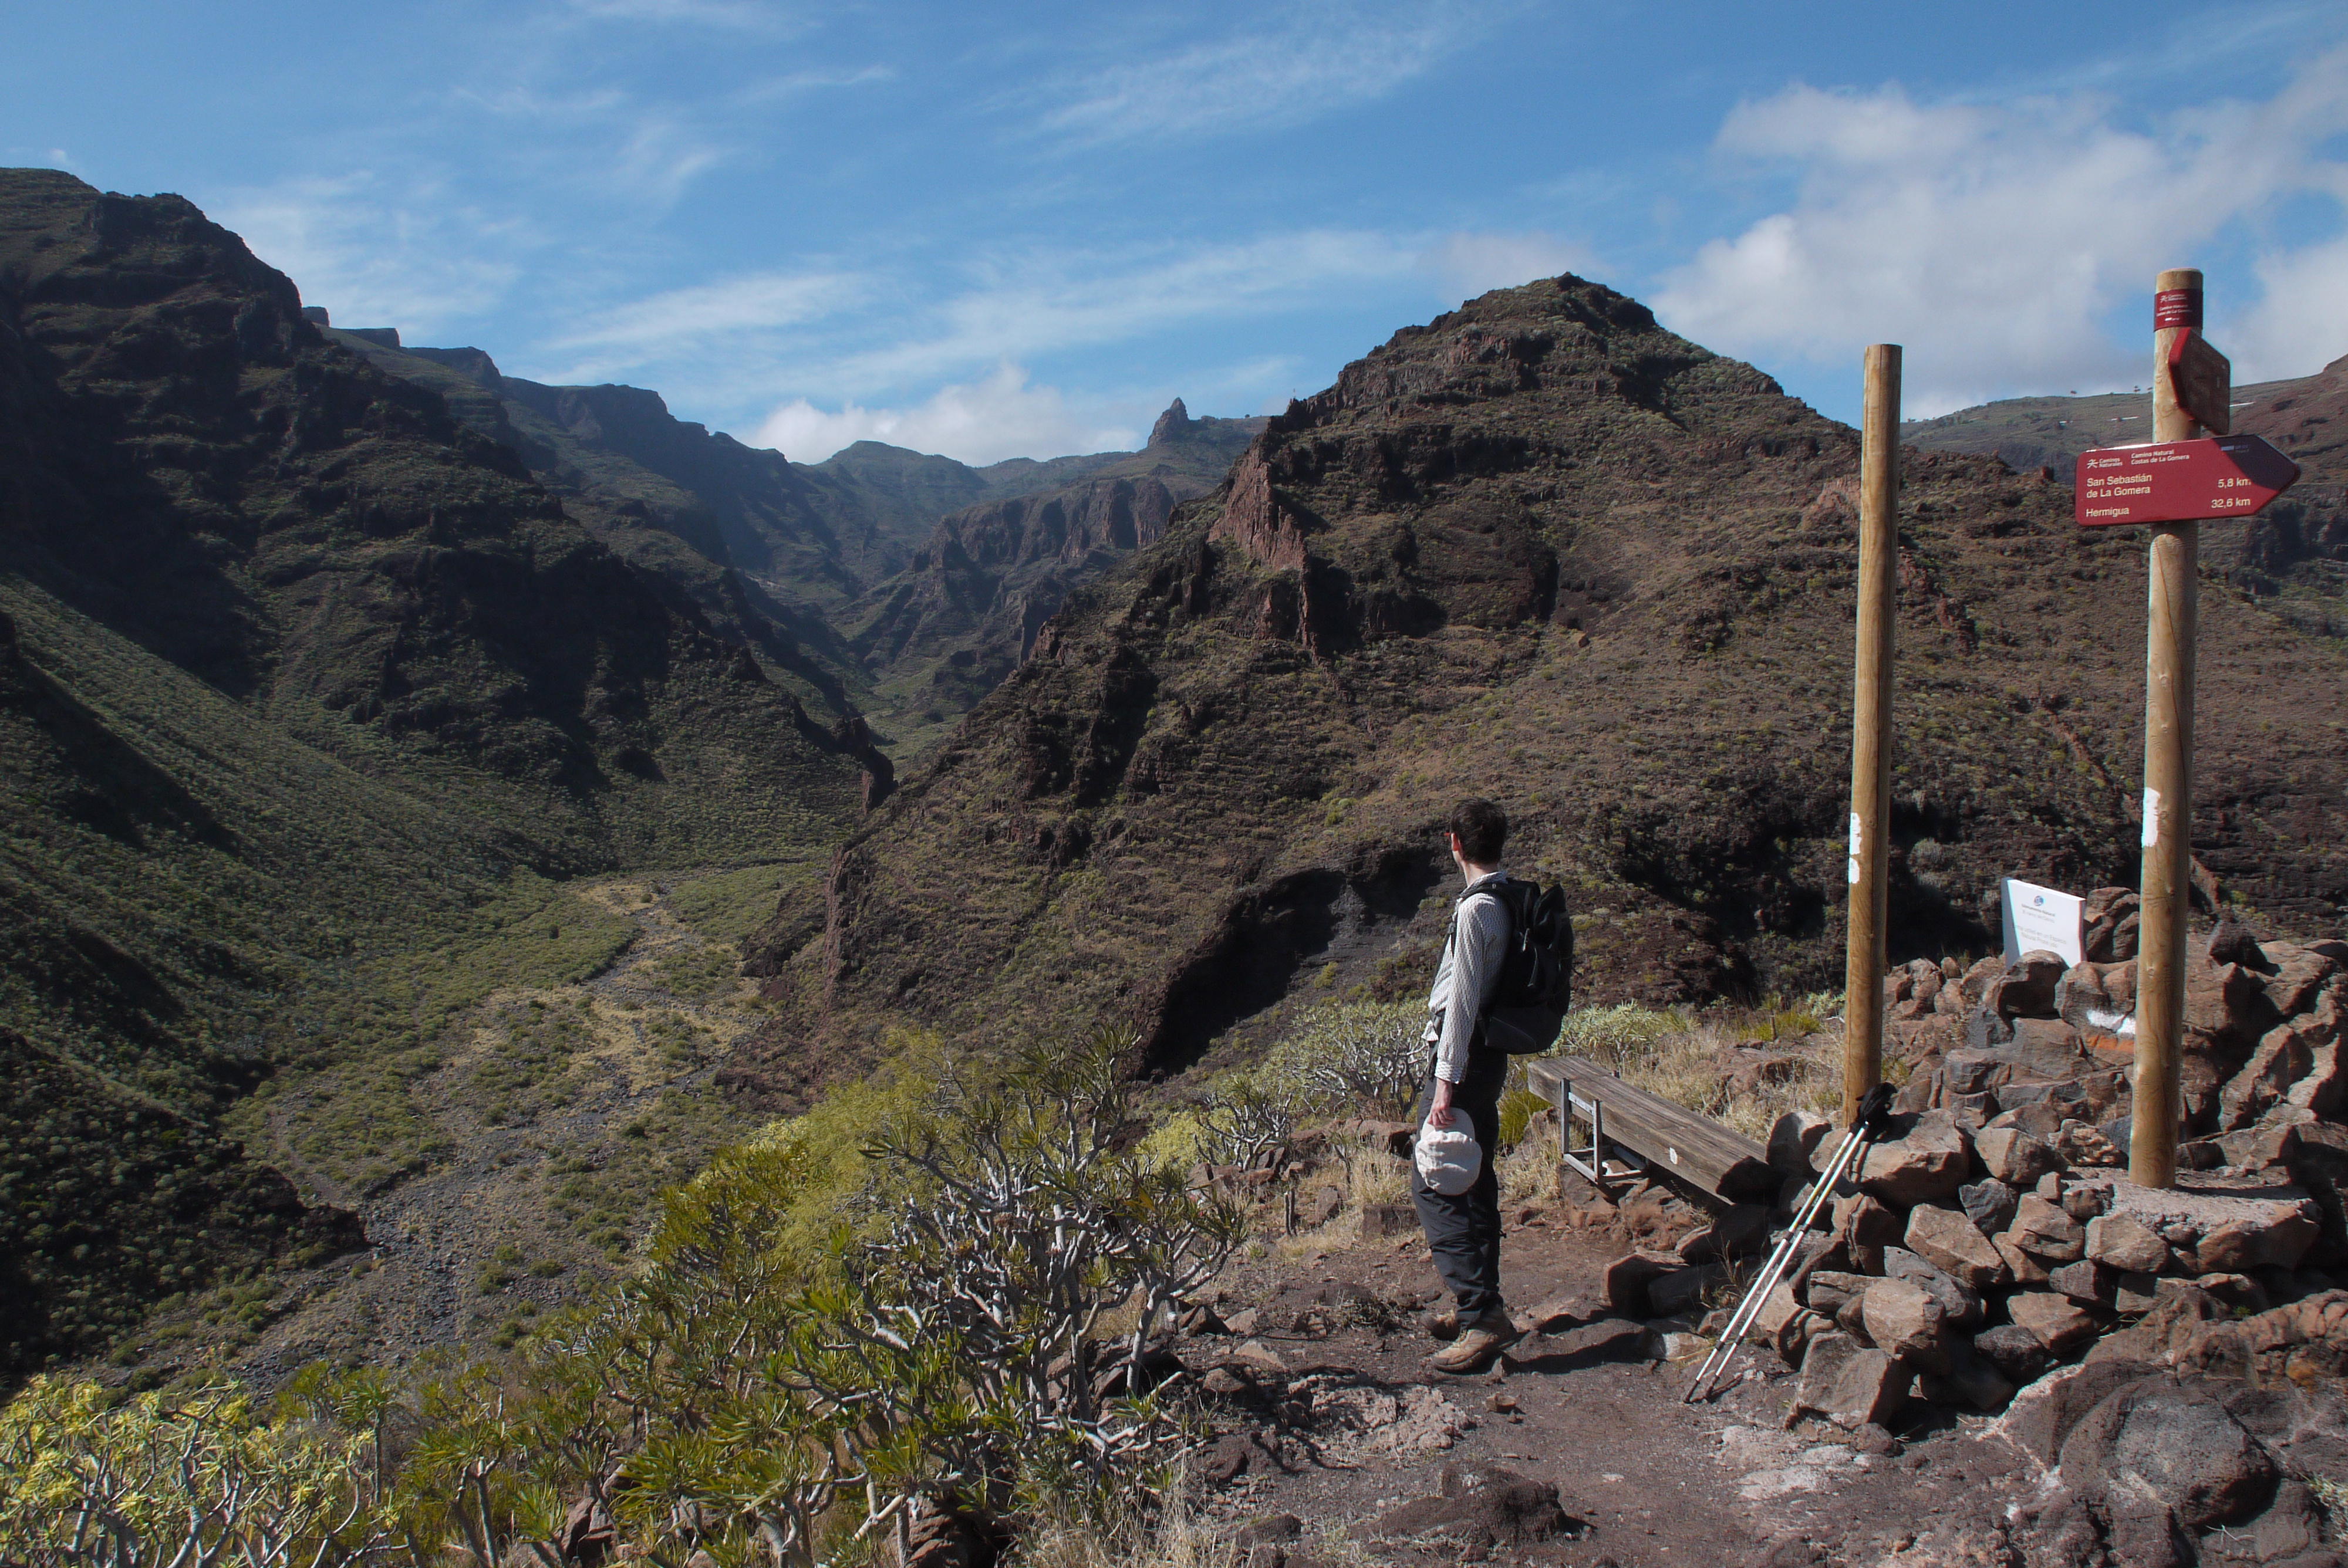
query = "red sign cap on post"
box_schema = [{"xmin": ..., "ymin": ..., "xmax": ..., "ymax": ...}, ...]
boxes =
[
  {"xmin": 2154, "ymin": 288, "xmax": 2203, "ymax": 330},
  {"xmin": 2076, "ymin": 435, "xmax": 2300, "ymax": 527}
]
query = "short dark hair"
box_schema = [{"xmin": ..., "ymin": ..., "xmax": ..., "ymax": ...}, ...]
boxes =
[{"xmin": 1448, "ymin": 798, "xmax": 1507, "ymax": 864}]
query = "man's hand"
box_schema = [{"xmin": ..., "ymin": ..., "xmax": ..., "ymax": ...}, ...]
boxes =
[{"xmin": 1428, "ymin": 1077, "xmax": 1458, "ymax": 1130}]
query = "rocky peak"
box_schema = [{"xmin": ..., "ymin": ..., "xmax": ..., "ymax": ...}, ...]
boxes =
[
  {"xmin": 736, "ymin": 269, "xmax": 2348, "ymax": 1090},
  {"xmin": 405, "ymin": 344, "xmax": 504, "ymax": 391},
  {"xmin": 1148, "ymin": 398, "xmax": 1192, "ymax": 447}
]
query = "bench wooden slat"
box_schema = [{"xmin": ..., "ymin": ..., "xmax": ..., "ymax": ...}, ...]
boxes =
[{"xmin": 1527, "ymin": 1057, "xmax": 1775, "ymax": 1202}]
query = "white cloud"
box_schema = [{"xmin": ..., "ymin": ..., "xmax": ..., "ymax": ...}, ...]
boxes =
[
  {"xmin": 531, "ymin": 227, "xmax": 1423, "ymax": 425},
  {"xmin": 1420, "ymin": 231, "xmax": 1593, "ymax": 303},
  {"xmin": 212, "ymin": 173, "xmax": 531, "ymax": 339},
  {"xmin": 732, "ymin": 64, "xmax": 894, "ymax": 104},
  {"xmin": 1651, "ymin": 46, "xmax": 2348, "ymax": 413},
  {"xmin": 1034, "ymin": 1, "xmax": 1488, "ymax": 144},
  {"xmin": 564, "ymin": 0, "xmax": 793, "ymax": 31},
  {"xmin": 2234, "ymin": 231, "xmax": 2348, "ymax": 381},
  {"xmin": 609, "ymin": 114, "xmax": 733, "ymax": 205},
  {"xmin": 753, "ymin": 363, "xmax": 1139, "ymax": 465},
  {"xmin": 552, "ymin": 269, "xmax": 867, "ymax": 359},
  {"xmin": 447, "ymin": 83, "xmax": 734, "ymax": 208},
  {"xmin": 816, "ymin": 230, "xmax": 1421, "ymax": 394}
]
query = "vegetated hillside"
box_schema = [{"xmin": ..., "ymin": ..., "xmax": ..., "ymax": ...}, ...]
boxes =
[
  {"xmin": 0, "ymin": 168, "xmax": 863, "ymax": 1376},
  {"xmin": 731, "ymin": 276, "xmax": 2348, "ymax": 1106},
  {"xmin": 1907, "ymin": 352, "xmax": 2348, "ymax": 641},
  {"xmin": 343, "ymin": 334, "xmax": 1261, "ymax": 754}
]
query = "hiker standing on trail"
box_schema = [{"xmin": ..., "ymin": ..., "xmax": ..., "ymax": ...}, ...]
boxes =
[{"xmin": 1412, "ymin": 796, "xmax": 1520, "ymax": 1374}]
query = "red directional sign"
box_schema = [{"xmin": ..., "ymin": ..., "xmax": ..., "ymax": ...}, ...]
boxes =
[
  {"xmin": 2167, "ymin": 329, "xmax": 2232, "ymax": 434},
  {"xmin": 2074, "ymin": 434, "xmax": 2301, "ymax": 528}
]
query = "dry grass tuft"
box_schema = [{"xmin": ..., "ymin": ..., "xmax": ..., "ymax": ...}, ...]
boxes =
[
  {"xmin": 1012, "ymin": 1476, "xmax": 1239, "ymax": 1568},
  {"xmin": 1544, "ymin": 999, "xmax": 1843, "ymax": 1144}
]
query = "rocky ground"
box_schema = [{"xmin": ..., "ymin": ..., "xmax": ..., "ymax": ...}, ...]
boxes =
[
  {"xmin": 1167, "ymin": 1210, "xmax": 2037, "ymax": 1568},
  {"xmin": 1160, "ymin": 1175, "xmax": 2343, "ymax": 1568},
  {"xmin": 1148, "ymin": 914, "xmax": 2348, "ymax": 1568}
]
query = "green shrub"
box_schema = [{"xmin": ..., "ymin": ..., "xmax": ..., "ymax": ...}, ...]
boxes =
[
  {"xmin": 1251, "ymin": 1000, "xmax": 1425, "ymax": 1118},
  {"xmin": 0, "ymin": 1376, "xmax": 393, "ymax": 1568}
]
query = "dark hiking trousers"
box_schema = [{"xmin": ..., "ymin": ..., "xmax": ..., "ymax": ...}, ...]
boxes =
[{"xmin": 1409, "ymin": 1045, "xmax": 1509, "ymax": 1314}]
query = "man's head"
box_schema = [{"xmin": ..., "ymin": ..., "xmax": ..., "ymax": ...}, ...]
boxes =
[{"xmin": 1447, "ymin": 797, "xmax": 1507, "ymax": 870}]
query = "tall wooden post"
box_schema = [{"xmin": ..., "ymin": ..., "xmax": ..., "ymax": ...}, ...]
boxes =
[
  {"xmin": 2131, "ymin": 269, "xmax": 2202, "ymax": 1189},
  {"xmin": 1844, "ymin": 344, "xmax": 1900, "ymax": 1121}
]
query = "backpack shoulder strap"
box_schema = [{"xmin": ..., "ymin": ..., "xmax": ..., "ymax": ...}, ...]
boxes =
[{"xmin": 1455, "ymin": 876, "xmax": 1512, "ymax": 911}]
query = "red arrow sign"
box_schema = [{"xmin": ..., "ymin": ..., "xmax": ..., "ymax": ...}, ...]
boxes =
[
  {"xmin": 2166, "ymin": 329, "xmax": 2231, "ymax": 434},
  {"xmin": 2074, "ymin": 434, "xmax": 2301, "ymax": 527}
]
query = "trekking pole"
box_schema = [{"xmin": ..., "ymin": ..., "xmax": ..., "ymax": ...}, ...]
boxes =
[{"xmin": 1682, "ymin": 1084, "xmax": 1898, "ymax": 1404}]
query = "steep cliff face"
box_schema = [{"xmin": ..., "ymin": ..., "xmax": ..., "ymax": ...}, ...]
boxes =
[
  {"xmin": 385, "ymin": 347, "xmax": 979, "ymax": 608},
  {"xmin": 0, "ymin": 170, "xmax": 853, "ymax": 835},
  {"xmin": 348, "ymin": 339, "xmax": 1263, "ymax": 745},
  {"xmin": 844, "ymin": 406, "xmax": 1262, "ymax": 748},
  {"xmin": 341, "ymin": 337, "xmax": 877, "ymax": 719},
  {"xmin": 734, "ymin": 275, "xmax": 2348, "ymax": 1097},
  {"xmin": 0, "ymin": 168, "xmax": 862, "ymax": 1371}
]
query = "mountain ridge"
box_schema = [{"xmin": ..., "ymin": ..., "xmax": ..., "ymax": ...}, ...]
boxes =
[
  {"xmin": 730, "ymin": 273, "xmax": 2348, "ymax": 1108},
  {"xmin": 1905, "ymin": 354, "xmax": 2348, "ymax": 641},
  {"xmin": 0, "ymin": 167, "xmax": 862, "ymax": 1373},
  {"xmin": 1901, "ymin": 354, "xmax": 2348, "ymax": 486},
  {"xmin": 335, "ymin": 325, "xmax": 1264, "ymax": 751}
]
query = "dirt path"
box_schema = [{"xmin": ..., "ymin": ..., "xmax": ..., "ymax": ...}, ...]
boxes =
[
  {"xmin": 1189, "ymin": 1210, "xmax": 2030, "ymax": 1567},
  {"xmin": 148, "ymin": 871, "xmax": 787, "ymax": 1385}
]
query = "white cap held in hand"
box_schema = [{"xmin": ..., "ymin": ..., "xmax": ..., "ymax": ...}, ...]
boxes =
[{"xmin": 1415, "ymin": 1119, "xmax": 1483, "ymax": 1196}]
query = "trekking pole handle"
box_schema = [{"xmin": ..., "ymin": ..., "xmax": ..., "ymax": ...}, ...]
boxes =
[{"xmin": 1851, "ymin": 1082, "xmax": 1897, "ymax": 1138}]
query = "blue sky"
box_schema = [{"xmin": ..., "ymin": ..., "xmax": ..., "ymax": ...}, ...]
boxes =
[{"xmin": 9, "ymin": 1, "xmax": 2348, "ymax": 464}]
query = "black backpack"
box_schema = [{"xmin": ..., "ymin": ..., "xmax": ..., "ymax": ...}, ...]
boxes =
[{"xmin": 1465, "ymin": 880, "xmax": 1573, "ymax": 1053}]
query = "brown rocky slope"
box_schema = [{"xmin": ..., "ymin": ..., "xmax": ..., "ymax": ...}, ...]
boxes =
[
  {"xmin": 1905, "ymin": 352, "xmax": 2348, "ymax": 645},
  {"xmin": 732, "ymin": 275, "xmax": 2348, "ymax": 1103},
  {"xmin": 842, "ymin": 398, "xmax": 1264, "ymax": 746}
]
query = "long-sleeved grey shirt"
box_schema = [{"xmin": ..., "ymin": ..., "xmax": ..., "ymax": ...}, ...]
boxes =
[{"xmin": 1425, "ymin": 870, "xmax": 1510, "ymax": 1083}]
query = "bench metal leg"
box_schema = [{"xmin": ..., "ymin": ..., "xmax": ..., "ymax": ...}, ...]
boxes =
[{"xmin": 1558, "ymin": 1078, "xmax": 1608, "ymax": 1188}]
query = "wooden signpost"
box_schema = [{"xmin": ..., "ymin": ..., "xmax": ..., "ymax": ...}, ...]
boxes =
[
  {"xmin": 2070, "ymin": 269, "xmax": 2301, "ymax": 1189},
  {"xmin": 1844, "ymin": 344, "xmax": 1900, "ymax": 1121}
]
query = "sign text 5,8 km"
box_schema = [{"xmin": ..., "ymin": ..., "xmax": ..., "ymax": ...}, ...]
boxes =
[{"xmin": 2074, "ymin": 434, "xmax": 2301, "ymax": 528}]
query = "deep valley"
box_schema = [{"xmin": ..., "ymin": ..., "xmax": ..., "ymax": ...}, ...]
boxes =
[{"xmin": 4, "ymin": 163, "xmax": 2346, "ymax": 1451}]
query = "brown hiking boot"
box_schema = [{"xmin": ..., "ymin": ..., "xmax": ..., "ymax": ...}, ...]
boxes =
[
  {"xmin": 1421, "ymin": 1305, "xmax": 1461, "ymax": 1341},
  {"xmin": 1425, "ymin": 1306, "xmax": 1520, "ymax": 1374}
]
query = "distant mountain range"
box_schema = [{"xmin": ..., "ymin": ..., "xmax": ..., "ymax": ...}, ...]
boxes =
[
  {"xmin": 1905, "ymin": 354, "xmax": 2348, "ymax": 642},
  {"xmin": 7, "ymin": 160, "xmax": 2344, "ymax": 1382},
  {"xmin": 331, "ymin": 325, "xmax": 1262, "ymax": 756},
  {"xmin": 0, "ymin": 167, "xmax": 876, "ymax": 1373},
  {"xmin": 1902, "ymin": 357, "xmax": 2348, "ymax": 486},
  {"xmin": 729, "ymin": 276, "xmax": 2348, "ymax": 1109},
  {"xmin": 0, "ymin": 166, "xmax": 1261, "ymax": 1376}
]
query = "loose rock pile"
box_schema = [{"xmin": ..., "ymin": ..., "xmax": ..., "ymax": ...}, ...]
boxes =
[
  {"xmin": 1603, "ymin": 914, "xmax": 2348, "ymax": 1424},
  {"xmin": 1882, "ymin": 895, "xmax": 2343, "ymax": 1165},
  {"xmin": 1572, "ymin": 914, "xmax": 2348, "ymax": 1560}
]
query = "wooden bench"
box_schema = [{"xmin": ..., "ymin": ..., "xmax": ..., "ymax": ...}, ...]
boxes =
[{"xmin": 1526, "ymin": 1057, "xmax": 1775, "ymax": 1203}]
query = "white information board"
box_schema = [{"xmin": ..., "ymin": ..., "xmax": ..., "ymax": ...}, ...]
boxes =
[{"xmin": 2001, "ymin": 877, "xmax": 2083, "ymax": 967}]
